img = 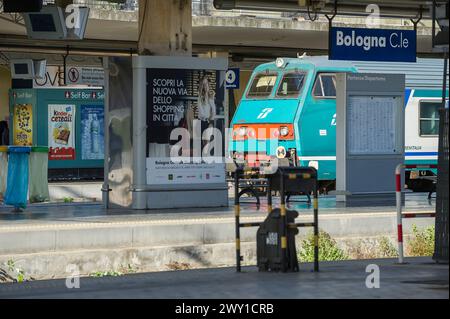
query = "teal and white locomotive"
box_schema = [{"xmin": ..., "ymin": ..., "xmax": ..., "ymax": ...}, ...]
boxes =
[{"xmin": 229, "ymin": 56, "xmax": 448, "ymax": 192}]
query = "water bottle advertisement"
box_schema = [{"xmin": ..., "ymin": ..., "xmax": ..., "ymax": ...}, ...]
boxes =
[{"xmin": 81, "ymin": 105, "xmax": 104, "ymax": 160}]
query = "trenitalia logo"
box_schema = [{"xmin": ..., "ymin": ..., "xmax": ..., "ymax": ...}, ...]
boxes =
[{"xmin": 329, "ymin": 27, "xmax": 417, "ymax": 62}]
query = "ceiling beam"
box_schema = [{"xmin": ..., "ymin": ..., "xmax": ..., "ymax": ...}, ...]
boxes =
[{"xmin": 213, "ymin": 0, "xmax": 434, "ymax": 19}]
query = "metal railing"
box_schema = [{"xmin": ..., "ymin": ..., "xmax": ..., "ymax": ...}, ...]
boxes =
[{"xmin": 395, "ymin": 164, "xmax": 438, "ymax": 264}]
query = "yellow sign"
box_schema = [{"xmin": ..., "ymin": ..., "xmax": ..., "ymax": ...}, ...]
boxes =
[{"xmin": 13, "ymin": 104, "xmax": 33, "ymax": 146}]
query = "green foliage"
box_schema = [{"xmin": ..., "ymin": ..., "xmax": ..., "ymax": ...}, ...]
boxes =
[
  {"xmin": 346, "ymin": 237, "xmax": 398, "ymax": 260},
  {"xmin": 298, "ymin": 230, "xmax": 348, "ymax": 262},
  {"xmin": 4, "ymin": 259, "xmax": 31, "ymax": 283},
  {"xmin": 378, "ymin": 236, "xmax": 399, "ymax": 258},
  {"xmin": 90, "ymin": 270, "xmax": 123, "ymax": 278},
  {"xmin": 90, "ymin": 264, "xmax": 137, "ymax": 278},
  {"xmin": 63, "ymin": 197, "xmax": 74, "ymax": 203},
  {"xmin": 407, "ymin": 225, "xmax": 435, "ymax": 257}
]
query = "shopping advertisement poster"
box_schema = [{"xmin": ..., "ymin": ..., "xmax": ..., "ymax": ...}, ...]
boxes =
[
  {"xmin": 13, "ymin": 104, "xmax": 33, "ymax": 146},
  {"xmin": 146, "ymin": 68, "xmax": 226, "ymax": 186},
  {"xmin": 146, "ymin": 158, "xmax": 226, "ymax": 185},
  {"xmin": 48, "ymin": 104, "xmax": 76, "ymax": 160},
  {"xmin": 81, "ymin": 105, "xmax": 104, "ymax": 160}
]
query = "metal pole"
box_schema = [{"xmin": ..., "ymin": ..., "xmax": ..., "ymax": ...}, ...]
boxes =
[
  {"xmin": 313, "ymin": 175, "xmax": 319, "ymax": 272},
  {"xmin": 432, "ymin": 0, "xmax": 436, "ymax": 48},
  {"xmin": 235, "ymin": 168, "xmax": 241, "ymax": 272},
  {"xmin": 396, "ymin": 163, "xmax": 405, "ymax": 264},
  {"xmin": 132, "ymin": 58, "xmax": 147, "ymax": 209},
  {"xmin": 267, "ymin": 174, "xmax": 272, "ymax": 214},
  {"xmin": 102, "ymin": 57, "xmax": 110, "ymax": 209},
  {"xmin": 280, "ymin": 170, "xmax": 287, "ymax": 272}
]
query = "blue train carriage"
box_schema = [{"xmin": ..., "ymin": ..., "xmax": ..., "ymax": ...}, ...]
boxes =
[{"xmin": 229, "ymin": 56, "xmax": 448, "ymax": 192}]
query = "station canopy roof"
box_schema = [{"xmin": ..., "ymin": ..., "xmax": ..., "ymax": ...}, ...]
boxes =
[{"xmin": 214, "ymin": 0, "xmax": 445, "ymax": 19}]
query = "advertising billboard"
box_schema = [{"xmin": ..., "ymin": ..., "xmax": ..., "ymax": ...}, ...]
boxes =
[
  {"xmin": 146, "ymin": 68, "xmax": 226, "ymax": 186},
  {"xmin": 13, "ymin": 104, "xmax": 33, "ymax": 146},
  {"xmin": 81, "ymin": 105, "xmax": 104, "ymax": 160},
  {"xmin": 48, "ymin": 104, "xmax": 75, "ymax": 160}
]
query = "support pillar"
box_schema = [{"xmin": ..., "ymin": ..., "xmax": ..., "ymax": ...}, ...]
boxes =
[
  {"xmin": 138, "ymin": 0, "xmax": 192, "ymax": 56},
  {"xmin": 55, "ymin": 0, "xmax": 73, "ymax": 8},
  {"xmin": 133, "ymin": 0, "xmax": 193, "ymax": 209}
]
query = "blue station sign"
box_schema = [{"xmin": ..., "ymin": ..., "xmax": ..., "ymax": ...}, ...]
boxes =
[
  {"xmin": 329, "ymin": 27, "xmax": 417, "ymax": 62},
  {"xmin": 225, "ymin": 68, "xmax": 240, "ymax": 89}
]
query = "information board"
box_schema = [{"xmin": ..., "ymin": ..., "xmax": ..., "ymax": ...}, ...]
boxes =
[
  {"xmin": 347, "ymin": 96, "xmax": 399, "ymax": 155},
  {"xmin": 336, "ymin": 73, "xmax": 405, "ymax": 205}
]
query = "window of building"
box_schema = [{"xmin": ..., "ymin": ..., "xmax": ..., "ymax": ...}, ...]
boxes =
[
  {"xmin": 313, "ymin": 73, "xmax": 336, "ymax": 98},
  {"xmin": 419, "ymin": 101, "xmax": 441, "ymax": 136},
  {"xmin": 246, "ymin": 73, "xmax": 278, "ymax": 98},
  {"xmin": 276, "ymin": 72, "xmax": 307, "ymax": 98}
]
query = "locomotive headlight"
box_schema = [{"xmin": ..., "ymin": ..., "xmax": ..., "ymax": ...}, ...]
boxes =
[
  {"xmin": 238, "ymin": 126, "xmax": 248, "ymax": 137},
  {"xmin": 275, "ymin": 58, "xmax": 286, "ymax": 68},
  {"xmin": 279, "ymin": 126, "xmax": 289, "ymax": 137}
]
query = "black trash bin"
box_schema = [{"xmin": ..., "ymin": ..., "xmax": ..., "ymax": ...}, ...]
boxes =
[{"xmin": 257, "ymin": 208, "xmax": 299, "ymax": 272}]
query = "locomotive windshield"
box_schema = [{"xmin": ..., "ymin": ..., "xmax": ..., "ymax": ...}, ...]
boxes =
[
  {"xmin": 276, "ymin": 72, "xmax": 307, "ymax": 98},
  {"xmin": 247, "ymin": 73, "xmax": 278, "ymax": 98}
]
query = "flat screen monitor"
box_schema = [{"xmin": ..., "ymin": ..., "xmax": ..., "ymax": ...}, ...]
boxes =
[
  {"xmin": 14, "ymin": 63, "xmax": 31, "ymax": 76},
  {"xmin": 23, "ymin": 6, "xmax": 67, "ymax": 40},
  {"xmin": 29, "ymin": 13, "xmax": 57, "ymax": 32}
]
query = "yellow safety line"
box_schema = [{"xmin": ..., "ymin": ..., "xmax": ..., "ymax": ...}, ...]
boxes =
[{"xmin": 0, "ymin": 210, "xmax": 434, "ymax": 233}]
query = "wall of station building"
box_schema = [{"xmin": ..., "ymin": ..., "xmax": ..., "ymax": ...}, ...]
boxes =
[{"xmin": 0, "ymin": 67, "xmax": 11, "ymax": 123}]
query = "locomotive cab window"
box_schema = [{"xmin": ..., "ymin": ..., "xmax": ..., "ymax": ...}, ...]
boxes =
[
  {"xmin": 419, "ymin": 101, "xmax": 441, "ymax": 136},
  {"xmin": 313, "ymin": 73, "xmax": 336, "ymax": 98},
  {"xmin": 276, "ymin": 72, "xmax": 307, "ymax": 98},
  {"xmin": 247, "ymin": 73, "xmax": 278, "ymax": 98}
]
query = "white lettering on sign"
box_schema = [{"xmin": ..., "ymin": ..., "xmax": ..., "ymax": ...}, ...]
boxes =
[
  {"xmin": 389, "ymin": 33, "xmax": 409, "ymax": 48},
  {"xmin": 336, "ymin": 30, "xmax": 410, "ymax": 52},
  {"xmin": 266, "ymin": 232, "xmax": 278, "ymax": 246},
  {"xmin": 336, "ymin": 30, "xmax": 386, "ymax": 51}
]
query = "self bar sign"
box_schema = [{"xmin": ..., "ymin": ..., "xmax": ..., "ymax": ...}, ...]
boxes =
[{"xmin": 329, "ymin": 27, "xmax": 416, "ymax": 62}]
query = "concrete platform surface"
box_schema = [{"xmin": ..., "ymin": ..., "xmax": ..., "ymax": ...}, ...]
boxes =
[
  {"xmin": 0, "ymin": 257, "xmax": 448, "ymax": 299},
  {"xmin": 0, "ymin": 193, "xmax": 437, "ymax": 280},
  {"xmin": 0, "ymin": 192, "xmax": 436, "ymax": 226}
]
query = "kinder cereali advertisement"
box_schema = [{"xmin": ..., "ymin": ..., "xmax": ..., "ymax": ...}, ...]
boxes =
[{"xmin": 48, "ymin": 104, "xmax": 76, "ymax": 160}]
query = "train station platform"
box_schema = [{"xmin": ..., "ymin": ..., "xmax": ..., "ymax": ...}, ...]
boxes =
[
  {"xmin": 0, "ymin": 193, "xmax": 437, "ymax": 281},
  {"xmin": 0, "ymin": 257, "xmax": 447, "ymax": 299}
]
